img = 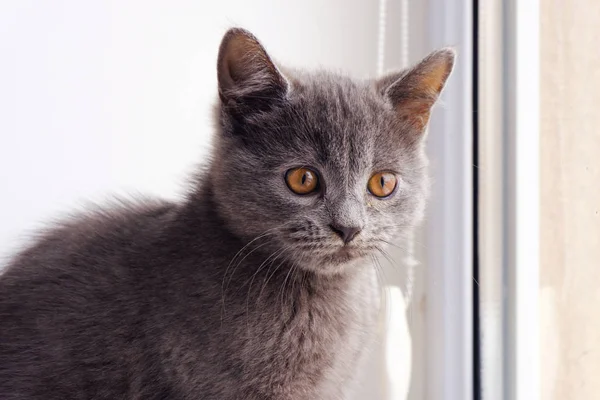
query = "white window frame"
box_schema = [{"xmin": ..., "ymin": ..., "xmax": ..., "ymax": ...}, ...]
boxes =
[
  {"xmin": 479, "ymin": 0, "xmax": 540, "ymax": 399},
  {"xmin": 503, "ymin": 0, "xmax": 540, "ymax": 399},
  {"xmin": 426, "ymin": 1, "xmax": 540, "ymax": 399},
  {"xmin": 426, "ymin": 0, "xmax": 474, "ymax": 399}
]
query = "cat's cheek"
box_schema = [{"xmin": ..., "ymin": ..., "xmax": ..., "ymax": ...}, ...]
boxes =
[{"xmin": 279, "ymin": 193, "xmax": 324, "ymax": 211}]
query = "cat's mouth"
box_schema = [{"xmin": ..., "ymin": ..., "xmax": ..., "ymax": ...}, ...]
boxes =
[
  {"xmin": 320, "ymin": 245, "xmax": 366, "ymax": 265},
  {"xmin": 290, "ymin": 242, "xmax": 372, "ymax": 274},
  {"xmin": 335, "ymin": 246, "xmax": 356, "ymax": 257}
]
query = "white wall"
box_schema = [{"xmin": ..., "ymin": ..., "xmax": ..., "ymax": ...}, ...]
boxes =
[
  {"xmin": 0, "ymin": 0, "xmax": 380, "ymax": 260},
  {"xmin": 0, "ymin": 1, "xmax": 472, "ymax": 399},
  {"xmin": 0, "ymin": 1, "xmax": 400, "ymax": 398}
]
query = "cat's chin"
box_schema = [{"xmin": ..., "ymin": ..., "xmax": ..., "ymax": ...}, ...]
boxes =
[
  {"xmin": 328, "ymin": 246, "xmax": 362, "ymax": 262},
  {"xmin": 299, "ymin": 246, "xmax": 370, "ymax": 276}
]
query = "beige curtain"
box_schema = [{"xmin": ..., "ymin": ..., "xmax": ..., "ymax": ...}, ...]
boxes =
[{"xmin": 540, "ymin": 1, "xmax": 600, "ymax": 399}]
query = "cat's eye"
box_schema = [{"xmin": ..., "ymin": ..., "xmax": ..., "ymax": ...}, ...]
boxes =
[
  {"xmin": 285, "ymin": 167, "xmax": 319, "ymax": 195},
  {"xmin": 368, "ymin": 172, "xmax": 397, "ymax": 198}
]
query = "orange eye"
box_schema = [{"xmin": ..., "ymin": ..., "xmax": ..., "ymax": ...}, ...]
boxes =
[
  {"xmin": 285, "ymin": 167, "xmax": 319, "ymax": 195},
  {"xmin": 368, "ymin": 172, "xmax": 397, "ymax": 198}
]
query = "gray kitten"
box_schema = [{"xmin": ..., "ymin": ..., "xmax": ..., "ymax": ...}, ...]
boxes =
[{"xmin": 0, "ymin": 28, "xmax": 454, "ymax": 400}]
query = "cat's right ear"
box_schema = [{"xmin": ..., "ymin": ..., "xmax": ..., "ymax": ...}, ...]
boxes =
[
  {"xmin": 376, "ymin": 48, "xmax": 455, "ymax": 133},
  {"xmin": 217, "ymin": 28, "xmax": 288, "ymax": 108}
]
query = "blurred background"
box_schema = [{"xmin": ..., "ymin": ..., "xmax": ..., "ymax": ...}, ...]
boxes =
[{"xmin": 1, "ymin": 1, "xmax": 598, "ymax": 400}]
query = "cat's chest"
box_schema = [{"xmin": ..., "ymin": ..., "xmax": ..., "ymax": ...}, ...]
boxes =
[{"xmin": 244, "ymin": 268, "xmax": 380, "ymax": 399}]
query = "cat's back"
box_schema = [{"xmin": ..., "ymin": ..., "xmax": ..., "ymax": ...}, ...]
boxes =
[
  {"xmin": 0, "ymin": 199, "xmax": 181, "ymax": 399},
  {"xmin": 1, "ymin": 198, "xmax": 177, "ymax": 286}
]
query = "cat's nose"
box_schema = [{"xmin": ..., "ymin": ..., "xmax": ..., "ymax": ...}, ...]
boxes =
[{"xmin": 329, "ymin": 224, "xmax": 361, "ymax": 244}]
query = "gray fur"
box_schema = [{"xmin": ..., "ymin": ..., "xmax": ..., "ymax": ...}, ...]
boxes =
[{"xmin": 0, "ymin": 28, "xmax": 454, "ymax": 399}]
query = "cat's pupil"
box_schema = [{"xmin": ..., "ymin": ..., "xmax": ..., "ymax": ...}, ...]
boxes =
[
  {"xmin": 380, "ymin": 176, "xmax": 385, "ymax": 188},
  {"xmin": 302, "ymin": 173, "xmax": 307, "ymax": 185}
]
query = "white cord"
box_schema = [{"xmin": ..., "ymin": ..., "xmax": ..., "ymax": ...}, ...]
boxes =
[
  {"xmin": 376, "ymin": 0, "xmax": 388, "ymax": 77},
  {"xmin": 400, "ymin": 0, "xmax": 415, "ymax": 309},
  {"xmin": 400, "ymin": 0, "xmax": 410, "ymax": 69},
  {"xmin": 403, "ymin": 230, "xmax": 418, "ymax": 308}
]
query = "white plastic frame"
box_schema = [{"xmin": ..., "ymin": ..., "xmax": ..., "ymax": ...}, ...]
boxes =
[
  {"xmin": 479, "ymin": 0, "xmax": 541, "ymax": 399},
  {"xmin": 503, "ymin": 0, "xmax": 540, "ymax": 399},
  {"xmin": 426, "ymin": 0, "xmax": 474, "ymax": 399}
]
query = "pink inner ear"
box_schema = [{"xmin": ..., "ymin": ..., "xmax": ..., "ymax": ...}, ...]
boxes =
[
  {"xmin": 419, "ymin": 61, "xmax": 453, "ymax": 94},
  {"xmin": 220, "ymin": 35, "xmax": 261, "ymax": 85},
  {"xmin": 217, "ymin": 29, "xmax": 286, "ymax": 100},
  {"xmin": 386, "ymin": 51, "xmax": 454, "ymax": 131}
]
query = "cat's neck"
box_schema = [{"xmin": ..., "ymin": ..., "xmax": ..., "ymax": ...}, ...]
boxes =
[{"xmin": 175, "ymin": 180, "xmax": 235, "ymax": 239}]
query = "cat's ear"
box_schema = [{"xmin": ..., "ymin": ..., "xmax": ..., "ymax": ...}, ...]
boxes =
[
  {"xmin": 217, "ymin": 28, "xmax": 288, "ymax": 107},
  {"xmin": 377, "ymin": 48, "xmax": 455, "ymax": 132}
]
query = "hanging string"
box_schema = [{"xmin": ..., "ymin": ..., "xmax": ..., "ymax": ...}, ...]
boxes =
[
  {"xmin": 401, "ymin": 0, "xmax": 410, "ymax": 69},
  {"xmin": 376, "ymin": 0, "xmax": 388, "ymax": 77}
]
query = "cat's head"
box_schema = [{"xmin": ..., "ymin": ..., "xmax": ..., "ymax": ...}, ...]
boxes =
[{"xmin": 209, "ymin": 28, "xmax": 454, "ymax": 275}]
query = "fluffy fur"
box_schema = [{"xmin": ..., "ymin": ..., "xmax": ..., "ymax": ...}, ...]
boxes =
[{"xmin": 0, "ymin": 28, "xmax": 454, "ymax": 399}]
